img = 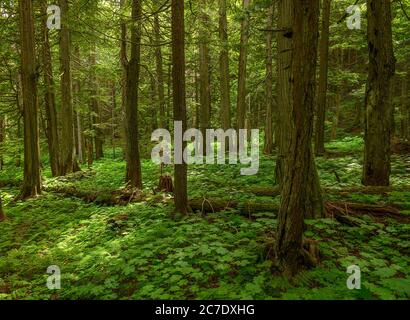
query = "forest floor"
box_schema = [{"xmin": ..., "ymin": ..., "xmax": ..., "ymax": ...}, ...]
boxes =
[{"xmin": 0, "ymin": 136, "xmax": 409, "ymax": 300}]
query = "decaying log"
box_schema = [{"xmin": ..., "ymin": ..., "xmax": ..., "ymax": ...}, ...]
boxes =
[
  {"xmin": 249, "ymin": 186, "xmax": 410, "ymax": 197},
  {"xmin": 188, "ymin": 198, "xmax": 279, "ymax": 217}
]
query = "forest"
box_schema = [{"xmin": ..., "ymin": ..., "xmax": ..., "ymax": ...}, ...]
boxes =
[{"xmin": 0, "ymin": 0, "xmax": 409, "ymax": 301}]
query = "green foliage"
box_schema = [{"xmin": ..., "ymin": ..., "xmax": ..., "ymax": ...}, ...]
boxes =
[{"xmin": 1, "ymin": 141, "xmax": 409, "ymax": 300}]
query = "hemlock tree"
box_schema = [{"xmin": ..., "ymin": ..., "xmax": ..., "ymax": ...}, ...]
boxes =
[
  {"xmin": 153, "ymin": 2, "xmax": 166, "ymax": 129},
  {"xmin": 362, "ymin": 0, "xmax": 396, "ymax": 186},
  {"xmin": 264, "ymin": 3, "xmax": 275, "ymax": 155},
  {"xmin": 19, "ymin": 0, "xmax": 42, "ymax": 198},
  {"xmin": 314, "ymin": 0, "xmax": 331, "ymax": 156},
  {"xmin": 236, "ymin": 0, "xmax": 250, "ymax": 131},
  {"xmin": 41, "ymin": 1, "xmax": 60, "ymax": 177},
  {"xmin": 275, "ymin": 0, "xmax": 323, "ymax": 276},
  {"xmin": 124, "ymin": 0, "xmax": 143, "ymax": 189},
  {"xmin": 59, "ymin": 0, "xmax": 75, "ymax": 175},
  {"xmin": 219, "ymin": 0, "xmax": 231, "ymax": 131},
  {"xmin": 199, "ymin": 0, "xmax": 211, "ymax": 155},
  {"xmin": 0, "ymin": 194, "xmax": 4, "ymax": 222},
  {"xmin": 172, "ymin": 0, "xmax": 188, "ymax": 214}
]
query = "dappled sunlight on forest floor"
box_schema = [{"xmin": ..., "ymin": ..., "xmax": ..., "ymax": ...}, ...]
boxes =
[{"xmin": 1, "ymin": 139, "xmax": 409, "ymax": 300}]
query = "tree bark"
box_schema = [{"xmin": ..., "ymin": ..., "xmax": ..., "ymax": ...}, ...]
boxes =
[
  {"xmin": 362, "ymin": 0, "xmax": 396, "ymax": 186},
  {"xmin": 199, "ymin": 0, "xmax": 211, "ymax": 154},
  {"xmin": 154, "ymin": 8, "xmax": 166, "ymax": 129},
  {"xmin": 19, "ymin": 0, "xmax": 42, "ymax": 198},
  {"xmin": 314, "ymin": 0, "xmax": 331, "ymax": 156},
  {"xmin": 73, "ymin": 45, "xmax": 84, "ymax": 164},
  {"xmin": 172, "ymin": 0, "xmax": 188, "ymax": 214},
  {"xmin": 401, "ymin": 78, "xmax": 408, "ymax": 140},
  {"xmin": 236, "ymin": 0, "xmax": 250, "ymax": 131},
  {"xmin": 0, "ymin": 116, "xmax": 4, "ymax": 170},
  {"xmin": 124, "ymin": 0, "xmax": 143, "ymax": 189},
  {"xmin": 263, "ymin": 4, "xmax": 275, "ymax": 155},
  {"xmin": 276, "ymin": 0, "xmax": 322, "ymax": 276},
  {"xmin": 219, "ymin": 0, "xmax": 231, "ymax": 131},
  {"xmin": 0, "ymin": 194, "xmax": 5, "ymax": 222},
  {"xmin": 41, "ymin": 1, "xmax": 60, "ymax": 176},
  {"xmin": 89, "ymin": 46, "xmax": 104, "ymax": 160},
  {"xmin": 59, "ymin": 0, "xmax": 75, "ymax": 176}
]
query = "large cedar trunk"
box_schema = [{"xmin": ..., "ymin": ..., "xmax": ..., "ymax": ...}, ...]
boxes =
[
  {"xmin": 236, "ymin": 0, "xmax": 250, "ymax": 131},
  {"xmin": 314, "ymin": 0, "xmax": 331, "ymax": 156},
  {"xmin": 219, "ymin": 0, "xmax": 231, "ymax": 131},
  {"xmin": 59, "ymin": 0, "xmax": 75, "ymax": 176},
  {"xmin": 362, "ymin": 0, "xmax": 396, "ymax": 186},
  {"xmin": 19, "ymin": 0, "xmax": 42, "ymax": 198},
  {"xmin": 275, "ymin": 0, "xmax": 323, "ymax": 220},
  {"xmin": 275, "ymin": 0, "xmax": 322, "ymax": 276},
  {"xmin": 41, "ymin": 1, "xmax": 60, "ymax": 176},
  {"xmin": 263, "ymin": 4, "xmax": 275, "ymax": 155},
  {"xmin": 124, "ymin": 0, "xmax": 143, "ymax": 189},
  {"xmin": 172, "ymin": 0, "xmax": 188, "ymax": 214}
]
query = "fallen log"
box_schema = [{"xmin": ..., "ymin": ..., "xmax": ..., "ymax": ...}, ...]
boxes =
[
  {"xmin": 188, "ymin": 198, "xmax": 279, "ymax": 217},
  {"xmin": 248, "ymin": 185, "xmax": 410, "ymax": 197},
  {"xmin": 44, "ymin": 186, "xmax": 146, "ymax": 206},
  {"xmin": 45, "ymin": 185, "xmax": 410, "ymax": 223}
]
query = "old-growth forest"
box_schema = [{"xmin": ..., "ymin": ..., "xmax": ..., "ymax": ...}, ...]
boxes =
[{"xmin": 0, "ymin": 0, "xmax": 409, "ymax": 301}]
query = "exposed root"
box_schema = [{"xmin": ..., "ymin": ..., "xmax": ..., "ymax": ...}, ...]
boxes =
[
  {"xmin": 325, "ymin": 201, "xmax": 409, "ymax": 224},
  {"xmin": 391, "ymin": 139, "xmax": 410, "ymax": 155}
]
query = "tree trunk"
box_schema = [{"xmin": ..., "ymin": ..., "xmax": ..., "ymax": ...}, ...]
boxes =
[
  {"xmin": 0, "ymin": 116, "xmax": 4, "ymax": 170},
  {"xmin": 154, "ymin": 8, "xmax": 166, "ymax": 129},
  {"xmin": 124, "ymin": 0, "xmax": 143, "ymax": 189},
  {"xmin": 0, "ymin": 194, "xmax": 5, "ymax": 222},
  {"xmin": 172, "ymin": 0, "xmax": 188, "ymax": 214},
  {"xmin": 263, "ymin": 4, "xmax": 274, "ymax": 155},
  {"xmin": 41, "ymin": 1, "xmax": 60, "ymax": 176},
  {"xmin": 199, "ymin": 0, "xmax": 211, "ymax": 154},
  {"xmin": 331, "ymin": 92, "xmax": 341, "ymax": 140},
  {"xmin": 219, "ymin": 0, "xmax": 231, "ymax": 131},
  {"xmin": 73, "ymin": 45, "xmax": 84, "ymax": 164},
  {"xmin": 19, "ymin": 0, "xmax": 42, "ymax": 198},
  {"xmin": 276, "ymin": 0, "xmax": 323, "ymax": 276},
  {"xmin": 89, "ymin": 47, "xmax": 104, "ymax": 160},
  {"xmin": 314, "ymin": 0, "xmax": 331, "ymax": 156},
  {"xmin": 362, "ymin": 0, "xmax": 396, "ymax": 186},
  {"xmin": 401, "ymin": 78, "xmax": 408, "ymax": 140},
  {"xmin": 59, "ymin": 0, "xmax": 74, "ymax": 176},
  {"xmin": 236, "ymin": 0, "xmax": 250, "ymax": 131}
]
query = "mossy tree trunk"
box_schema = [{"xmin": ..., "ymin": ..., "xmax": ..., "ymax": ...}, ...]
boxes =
[
  {"xmin": 362, "ymin": 0, "xmax": 396, "ymax": 186},
  {"xmin": 124, "ymin": 0, "xmax": 143, "ymax": 189},
  {"xmin": 19, "ymin": 0, "xmax": 42, "ymax": 198},
  {"xmin": 41, "ymin": 1, "xmax": 60, "ymax": 177},
  {"xmin": 58, "ymin": 0, "xmax": 75, "ymax": 176},
  {"xmin": 199, "ymin": 0, "xmax": 211, "ymax": 155},
  {"xmin": 276, "ymin": 0, "xmax": 323, "ymax": 277},
  {"xmin": 264, "ymin": 4, "xmax": 275, "ymax": 155},
  {"xmin": 236, "ymin": 0, "xmax": 250, "ymax": 131},
  {"xmin": 314, "ymin": 0, "xmax": 331, "ymax": 156},
  {"xmin": 172, "ymin": 0, "xmax": 189, "ymax": 214},
  {"xmin": 219, "ymin": 0, "xmax": 231, "ymax": 132},
  {"xmin": 0, "ymin": 195, "xmax": 5, "ymax": 222}
]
